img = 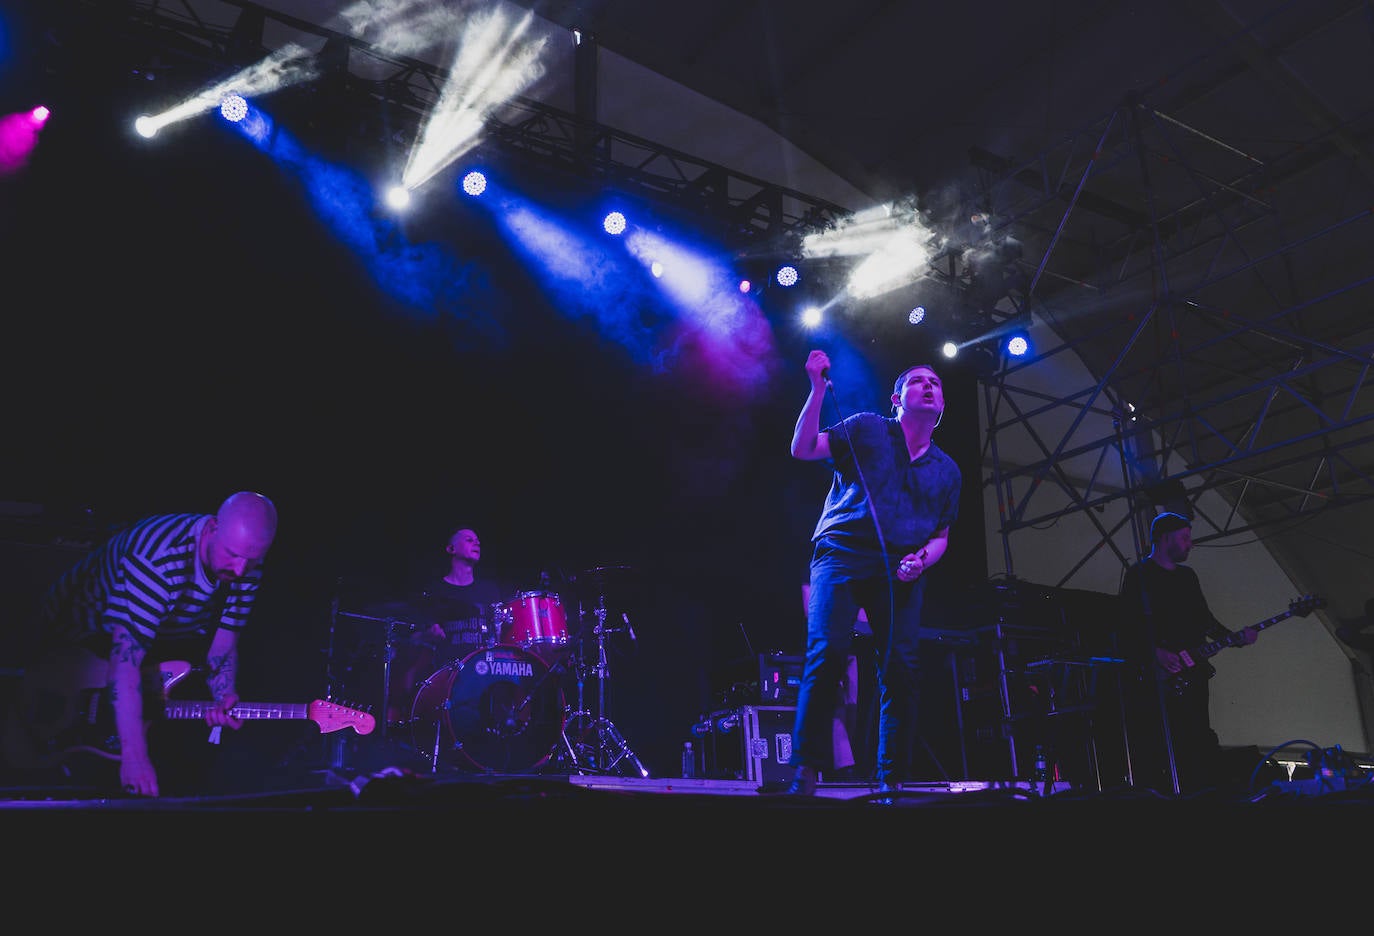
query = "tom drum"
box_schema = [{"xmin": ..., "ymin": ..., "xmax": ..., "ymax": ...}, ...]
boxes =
[{"xmin": 499, "ymin": 590, "xmax": 570, "ymax": 656}]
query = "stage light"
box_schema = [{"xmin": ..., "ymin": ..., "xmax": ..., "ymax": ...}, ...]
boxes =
[
  {"xmin": 0, "ymin": 106, "xmax": 50, "ymax": 175},
  {"xmin": 461, "ymin": 170, "xmax": 487, "ymax": 196},
  {"xmin": 1006, "ymin": 333, "xmax": 1029, "ymax": 357},
  {"xmin": 384, "ymin": 184, "xmax": 411, "ymax": 211},
  {"xmin": 776, "ymin": 265, "xmax": 799, "ymax": 287},
  {"xmin": 603, "ymin": 211, "xmax": 626, "ymax": 235},
  {"xmin": 650, "ymin": 260, "xmax": 664, "ymax": 278},
  {"xmin": 941, "ymin": 341, "xmax": 958, "ymax": 359},
  {"xmin": 134, "ymin": 115, "xmax": 158, "ymax": 139},
  {"xmin": 801, "ymin": 306, "xmax": 823, "ymax": 328},
  {"xmin": 738, "ymin": 278, "xmax": 752, "ymax": 293},
  {"xmin": 909, "ymin": 306, "xmax": 926, "ymax": 325},
  {"xmin": 219, "ymin": 93, "xmax": 248, "ymax": 123}
]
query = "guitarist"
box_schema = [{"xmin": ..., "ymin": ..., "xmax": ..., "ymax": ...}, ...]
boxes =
[
  {"xmin": 12, "ymin": 491, "xmax": 279, "ymax": 798},
  {"xmin": 1117, "ymin": 510, "xmax": 1257, "ymax": 794}
]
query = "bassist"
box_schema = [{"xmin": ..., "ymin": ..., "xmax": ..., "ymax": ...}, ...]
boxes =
[{"xmin": 1117, "ymin": 510, "xmax": 1258, "ymax": 794}]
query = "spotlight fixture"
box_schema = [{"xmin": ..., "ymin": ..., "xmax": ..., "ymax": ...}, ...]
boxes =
[
  {"xmin": 461, "ymin": 170, "xmax": 487, "ymax": 196},
  {"xmin": 219, "ymin": 93, "xmax": 248, "ymax": 123},
  {"xmin": 776, "ymin": 265, "xmax": 799, "ymax": 287},
  {"xmin": 1000, "ymin": 314, "xmax": 1033, "ymax": 358},
  {"xmin": 603, "ymin": 211, "xmax": 627, "ymax": 235},
  {"xmin": 384, "ymin": 184, "xmax": 411, "ymax": 211},
  {"xmin": 941, "ymin": 341, "xmax": 959, "ymax": 359},
  {"xmin": 738, "ymin": 278, "xmax": 753, "ymax": 293},
  {"xmin": 908, "ymin": 306, "xmax": 926, "ymax": 326}
]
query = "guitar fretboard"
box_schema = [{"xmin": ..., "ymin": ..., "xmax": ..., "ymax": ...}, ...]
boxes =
[{"xmin": 164, "ymin": 702, "xmax": 310, "ymax": 721}]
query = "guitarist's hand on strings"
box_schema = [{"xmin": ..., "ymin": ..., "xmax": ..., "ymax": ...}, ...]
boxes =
[
  {"xmin": 205, "ymin": 692, "xmax": 244, "ymax": 731},
  {"xmin": 1155, "ymin": 646, "xmax": 1188, "ymax": 675},
  {"xmin": 1156, "ymin": 625, "xmax": 1259, "ymax": 675}
]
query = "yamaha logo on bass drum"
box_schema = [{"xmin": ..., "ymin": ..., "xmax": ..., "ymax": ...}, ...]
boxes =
[{"xmin": 473, "ymin": 652, "xmax": 535, "ymax": 678}]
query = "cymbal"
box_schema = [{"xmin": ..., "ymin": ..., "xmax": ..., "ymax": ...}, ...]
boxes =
[
  {"xmin": 574, "ymin": 563, "xmax": 632, "ymax": 577},
  {"xmin": 572, "ymin": 565, "xmax": 636, "ymax": 587},
  {"xmin": 339, "ymin": 599, "xmax": 434, "ymax": 628}
]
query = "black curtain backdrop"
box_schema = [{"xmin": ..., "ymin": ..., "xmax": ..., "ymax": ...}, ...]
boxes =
[{"xmin": 0, "ymin": 19, "xmax": 988, "ymax": 780}]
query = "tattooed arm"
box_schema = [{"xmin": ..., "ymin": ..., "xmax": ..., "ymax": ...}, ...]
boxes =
[
  {"xmin": 204, "ymin": 628, "xmax": 243, "ymax": 732},
  {"xmin": 109, "ymin": 625, "xmax": 159, "ymax": 797}
]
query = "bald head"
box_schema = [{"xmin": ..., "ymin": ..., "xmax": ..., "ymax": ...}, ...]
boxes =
[{"xmin": 206, "ymin": 491, "xmax": 278, "ymax": 582}]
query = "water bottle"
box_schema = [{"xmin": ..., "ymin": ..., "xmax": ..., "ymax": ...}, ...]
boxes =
[
  {"xmin": 1031, "ymin": 744, "xmax": 1049, "ymax": 795},
  {"xmin": 681, "ymin": 741, "xmax": 695, "ymax": 779}
]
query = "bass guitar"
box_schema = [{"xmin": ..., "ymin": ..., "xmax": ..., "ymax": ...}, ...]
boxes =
[
  {"xmin": 3, "ymin": 652, "xmax": 374, "ymax": 768},
  {"xmin": 1165, "ymin": 594, "xmax": 1325, "ymax": 694}
]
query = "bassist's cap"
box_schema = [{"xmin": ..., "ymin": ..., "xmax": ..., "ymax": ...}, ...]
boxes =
[{"xmin": 1150, "ymin": 510, "xmax": 1191, "ymax": 541}]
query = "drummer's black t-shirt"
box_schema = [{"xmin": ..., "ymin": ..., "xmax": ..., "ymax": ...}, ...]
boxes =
[{"xmin": 406, "ymin": 578, "xmax": 506, "ymax": 660}]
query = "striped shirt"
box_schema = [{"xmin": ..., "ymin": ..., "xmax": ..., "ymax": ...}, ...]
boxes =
[{"xmin": 40, "ymin": 512, "xmax": 262, "ymax": 652}]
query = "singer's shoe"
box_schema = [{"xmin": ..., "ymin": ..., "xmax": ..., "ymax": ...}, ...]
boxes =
[{"xmin": 784, "ymin": 766, "xmax": 817, "ymax": 797}]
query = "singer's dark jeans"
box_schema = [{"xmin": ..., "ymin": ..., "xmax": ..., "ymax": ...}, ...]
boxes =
[{"xmin": 792, "ymin": 537, "xmax": 924, "ymax": 786}]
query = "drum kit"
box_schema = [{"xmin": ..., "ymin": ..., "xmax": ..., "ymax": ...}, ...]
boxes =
[{"xmin": 334, "ymin": 565, "xmax": 646, "ymax": 778}]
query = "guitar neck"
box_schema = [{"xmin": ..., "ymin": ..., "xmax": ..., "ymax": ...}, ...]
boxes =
[
  {"xmin": 1195, "ymin": 610, "xmax": 1291, "ymax": 660},
  {"xmin": 163, "ymin": 701, "xmax": 312, "ymax": 722}
]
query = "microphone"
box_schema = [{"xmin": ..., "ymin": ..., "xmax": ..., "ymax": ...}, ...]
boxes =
[{"xmin": 622, "ymin": 612, "xmax": 637, "ymax": 643}]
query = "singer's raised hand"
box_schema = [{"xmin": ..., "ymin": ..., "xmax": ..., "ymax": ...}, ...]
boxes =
[{"xmin": 805, "ymin": 349, "xmax": 830, "ymax": 388}]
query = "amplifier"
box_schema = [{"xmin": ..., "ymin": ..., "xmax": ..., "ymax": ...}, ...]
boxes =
[{"xmin": 759, "ymin": 652, "xmax": 802, "ymax": 704}]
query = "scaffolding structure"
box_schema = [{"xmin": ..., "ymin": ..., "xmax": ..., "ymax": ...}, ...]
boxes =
[{"xmin": 965, "ymin": 86, "xmax": 1374, "ymax": 590}]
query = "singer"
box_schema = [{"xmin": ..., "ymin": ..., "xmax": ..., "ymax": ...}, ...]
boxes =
[{"xmin": 783, "ymin": 350, "xmax": 962, "ymax": 800}]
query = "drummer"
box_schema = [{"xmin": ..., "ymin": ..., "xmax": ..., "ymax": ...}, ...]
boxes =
[
  {"xmin": 412, "ymin": 526, "xmax": 508, "ymax": 653},
  {"xmin": 384, "ymin": 524, "xmax": 512, "ymax": 725}
]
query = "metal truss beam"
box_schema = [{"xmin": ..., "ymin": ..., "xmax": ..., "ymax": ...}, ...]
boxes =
[
  {"xmin": 54, "ymin": 0, "xmax": 850, "ymax": 248},
  {"xmin": 972, "ymin": 86, "xmax": 1374, "ymax": 590}
]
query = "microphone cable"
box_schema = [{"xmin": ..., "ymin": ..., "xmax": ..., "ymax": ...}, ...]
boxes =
[{"xmin": 821, "ymin": 378, "xmax": 899, "ymax": 674}]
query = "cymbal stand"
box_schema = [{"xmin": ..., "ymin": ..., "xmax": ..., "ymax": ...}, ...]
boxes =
[
  {"xmin": 382, "ymin": 618, "xmax": 406, "ymax": 741},
  {"xmin": 560, "ymin": 593, "xmax": 648, "ymax": 778}
]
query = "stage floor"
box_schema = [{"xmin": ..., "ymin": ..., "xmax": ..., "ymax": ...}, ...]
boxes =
[{"xmin": 4, "ymin": 760, "xmax": 1369, "ymax": 909}]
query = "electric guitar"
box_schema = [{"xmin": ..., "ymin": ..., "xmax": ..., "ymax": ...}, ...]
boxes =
[
  {"xmin": 3, "ymin": 653, "xmax": 374, "ymax": 769},
  {"xmin": 1164, "ymin": 594, "xmax": 1325, "ymax": 694}
]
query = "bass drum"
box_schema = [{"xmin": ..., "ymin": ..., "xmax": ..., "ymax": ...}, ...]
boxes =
[{"xmin": 409, "ymin": 645, "xmax": 565, "ymax": 773}]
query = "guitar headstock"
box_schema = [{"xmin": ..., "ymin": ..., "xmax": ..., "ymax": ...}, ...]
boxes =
[
  {"xmin": 1291, "ymin": 594, "xmax": 1326, "ymax": 617},
  {"xmin": 308, "ymin": 700, "xmax": 377, "ymax": 736}
]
